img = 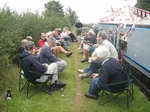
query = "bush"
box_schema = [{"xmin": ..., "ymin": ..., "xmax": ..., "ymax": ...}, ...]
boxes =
[{"xmin": 0, "ymin": 6, "xmax": 72, "ymax": 96}]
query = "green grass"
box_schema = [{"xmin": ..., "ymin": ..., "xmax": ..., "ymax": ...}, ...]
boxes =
[{"xmin": 0, "ymin": 42, "xmax": 150, "ymax": 112}]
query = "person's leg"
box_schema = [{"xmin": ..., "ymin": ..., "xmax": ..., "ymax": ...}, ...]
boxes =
[
  {"xmin": 59, "ymin": 46, "xmax": 70, "ymax": 55},
  {"xmin": 45, "ymin": 63, "xmax": 66, "ymax": 91},
  {"xmin": 88, "ymin": 78, "xmax": 101, "ymax": 96},
  {"xmin": 84, "ymin": 66, "xmax": 91, "ymax": 73},
  {"xmin": 70, "ymin": 33, "xmax": 76, "ymax": 41},
  {"xmin": 90, "ymin": 61, "xmax": 102, "ymax": 74},
  {"xmin": 88, "ymin": 46, "xmax": 95, "ymax": 57},
  {"xmin": 68, "ymin": 36, "xmax": 71, "ymax": 42},
  {"xmin": 76, "ymin": 28, "xmax": 80, "ymax": 36},
  {"xmin": 51, "ymin": 47, "xmax": 60, "ymax": 58},
  {"xmin": 78, "ymin": 28, "xmax": 82, "ymax": 36},
  {"xmin": 62, "ymin": 41, "xmax": 68, "ymax": 51},
  {"xmin": 45, "ymin": 63, "xmax": 58, "ymax": 84},
  {"xmin": 69, "ymin": 33, "xmax": 74, "ymax": 42},
  {"xmin": 57, "ymin": 46, "xmax": 73, "ymax": 57},
  {"xmin": 55, "ymin": 60, "xmax": 67, "ymax": 74},
  {"xmin": 80, "ymin": 61, "xmax": 102, "ymax": 79},
  {"xmin": 64, "ymin": 36, "xmax": 71, "ymax": 42},
  {"xmin": 82, "ymin": 48, "xmax": 89, "ymax": 60}
]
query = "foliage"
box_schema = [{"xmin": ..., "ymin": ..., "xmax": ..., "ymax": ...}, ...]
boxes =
[
  {"xmin": 0, "ymin": 4, "xmax": 72, "ymax": 96},
  {"xmin": 43, "ymin": 0, "xmax": 79, "ymax": 26},
  {"xmin": 65, "ymin": 6, "xmax": 78, "ymax": 26},
  {"xmin": 0, "ymin": 6, "xmax": 23, "ymax": 71},
  {"xmin": 43, "ymin": 0, "xmax": 64, "ymax": 17},
  {"xmin": 135, "ymin": 0, "xmax": 150, "ymax": 11}
]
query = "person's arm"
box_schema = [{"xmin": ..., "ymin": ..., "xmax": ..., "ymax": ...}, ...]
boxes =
[
  {"xmin": 44, "ymin": 47, "xmax": 59, "ymax": 61},
  {"xmin": 98, "ymin": 66, "xmax": 109, "ymax": 85},
  {"xmin": 92, "ymin": 73, "xmax": 99, "ymax": 78},
  {"xmin": 30, "ymin": 56, "xmax": 47, "ymax": 73}
]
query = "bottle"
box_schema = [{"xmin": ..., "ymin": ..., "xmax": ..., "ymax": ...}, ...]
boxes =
[
  {"xmin": 60, "ymin": 88, "xmax": 64, "ymax": 96},
  {"xmin": 7, "ymin": 89, "xmax": 12, "ymax": 100}
]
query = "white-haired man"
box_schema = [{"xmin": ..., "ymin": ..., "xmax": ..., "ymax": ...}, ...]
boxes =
[{"xmin": 84, "ymin": 46, "xmax": 125, "ymax": 99}]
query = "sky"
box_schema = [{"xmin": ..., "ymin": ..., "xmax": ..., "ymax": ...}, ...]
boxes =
[{"xmin": 0, "ymin": 0, "xmax": 137, "ymax": 23}]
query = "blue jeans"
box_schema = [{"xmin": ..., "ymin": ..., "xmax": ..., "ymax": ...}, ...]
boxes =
[
  {"xmin": 88, "ymin": 45, "xmax": 95, "ymax": 53},
  {"xmin": 63, "ymin": 41, "xmax": 68, "ymax": 51},
  {"xmin": 64, "ymin": 36, "xmax": 71, "ymax": 42},
  {"xmin": 88, "ymin": 78, "xmax": 110, "ymax": 96},
  {"xmin": 83, "ymin": 66, "xmax": 91, "ymax": 74},
  {"xmin": 84, "ymin": 60, "xmax": 102, "ymax": 75}
]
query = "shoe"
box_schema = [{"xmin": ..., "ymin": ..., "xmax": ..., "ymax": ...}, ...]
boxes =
[
  {"xmin": 77, "ymin": 69, "xmax": 84, "ymax": 73},
  {"xmin": 84, "ymin": 94, "xmax": 98, "ymax": 100},
  {"xmin": 66, "ymin": 52, "xmax": 73, "ymax": 57},
  {"xmin": 78, "ymin": 51, "xmax": 83, "ymax": 54},
  {"xmin": 81, "ymin": 59, "xmax": 88, "ymax": 63},
  {"xmin": 79, "ymin": 74, "xmax": 84, "ymax": 79},
  {"xmin": 55, "ymin": 80, "xmax": 66, "ymax": 88},
  {"xmin": 49, "ymin": 83, "xmax": 60, "ymax": 92}
]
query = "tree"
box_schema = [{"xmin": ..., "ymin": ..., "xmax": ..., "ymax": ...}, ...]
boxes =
[
  {"xmin": 65, "ymin": 6, "xmax": 78, "ymax": 26},
  {"xmin": 135, "ymin": 0, "xmax": 150, "ymax": 11},
  {"xmin": 43, "ymin": 0, "xmax": 64, "ymax": 17}
]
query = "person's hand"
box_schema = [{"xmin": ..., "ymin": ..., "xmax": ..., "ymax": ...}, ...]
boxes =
[
  {"xmin": 42, "ymin": 63, "xmax": 48, "ymax": 67},
  {"xmin": 92, "ymin": 73, "xmax": 99, "ymax": 78}
]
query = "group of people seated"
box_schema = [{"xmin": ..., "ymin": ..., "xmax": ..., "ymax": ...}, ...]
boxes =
[
  {"xmin": 18, "ymin": 27, "xmax": 75, "ymax": 92},
  {"xmin": 77, "ymin": 27, "xmax": 126, "ymax": 100},
  {"xmin": 18, "ymin": 25, "xmax": 126, "ymax": 100}
]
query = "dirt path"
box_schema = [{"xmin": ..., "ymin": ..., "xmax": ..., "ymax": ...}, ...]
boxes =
[{"xmin": 73, "ymin": 42, "xmax": 83, "ymax": 112}]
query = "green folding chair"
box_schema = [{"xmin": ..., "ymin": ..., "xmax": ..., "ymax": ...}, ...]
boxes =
[
  {"xmin": 98, "ymin": 62, "xmax": 134, "ymax": 109},
  {"xmin": 19, "ymin": 59, "xmax": 53, "ymax": 98}
]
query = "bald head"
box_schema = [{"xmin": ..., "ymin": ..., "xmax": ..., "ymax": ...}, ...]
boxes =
[{"xmin": 21, "ymin": 39, "xmax": 28, "ymax": 47}]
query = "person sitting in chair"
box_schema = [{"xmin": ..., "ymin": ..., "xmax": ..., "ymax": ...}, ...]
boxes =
[
  {"xmin": 84, "ymin": 46, "xmax": 126, "ymax": 100},
  {"xmin": 19, "ymin": 41, "xmax": 66, "ymax": 92},
  {"xmin": 18, "ymin": 39, "xmax": 28, "ymax": 54},
  {"xmin": 40, "ymin": 36, "xmax": 67, "ymax": 75}
]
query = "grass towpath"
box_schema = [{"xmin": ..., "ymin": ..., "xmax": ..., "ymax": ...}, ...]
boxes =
[{"xmin": 73, "ymin": 42, "xmax": 83, "ymax": 112}]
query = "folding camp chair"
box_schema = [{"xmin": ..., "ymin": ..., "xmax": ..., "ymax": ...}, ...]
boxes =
[
  {"xmin": 98, "ymin": 62, "xmax": 134, "ymax": 109},
  {"xmin": 19, "ymin": 59, "xmax": 53, "ymax": 98},
  {"xmin": 19, "ymin": 67, "xmax": 27, "ymax": 92}
]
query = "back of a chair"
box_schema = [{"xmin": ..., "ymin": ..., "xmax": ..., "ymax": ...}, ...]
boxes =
[
  {"xmin": 20, "ymin": 60, "xmax": 30, "ymax": 80},
  {"xmin": 122, "ymin": 59, "xmax": 132, "ymax": 86}
]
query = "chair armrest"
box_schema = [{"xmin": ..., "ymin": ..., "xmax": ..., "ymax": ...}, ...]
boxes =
[
  {"xmin": 99, "ymin": 80, "xmax": 127, "ymax": 87},
  {"xmin": 29, "ymin": 71, "xmax": 54, "ymax": 77}
]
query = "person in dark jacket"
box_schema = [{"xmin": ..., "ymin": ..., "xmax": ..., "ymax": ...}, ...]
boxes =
[
  {"xmin": 18, "ymin": 39, "xmax": 28, "ymax": 54},
  {"xmin": 19, "ymin": 41, "xmax": 66, "ymax": 91},
  {"xmin": 84, "ymin": 46, "xmax": 126, "ymax": 100},
  {"xmin": 75, "ymin": 20, "xmax": 83, "ymax": 36},
  {"xmin": 40, "ymin": 36, "xmax": 67, "ymax": 74}
]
